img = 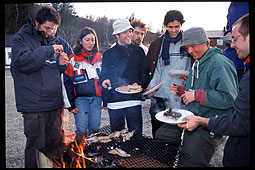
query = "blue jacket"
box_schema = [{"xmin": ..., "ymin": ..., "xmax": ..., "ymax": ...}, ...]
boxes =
[
  {"xmin": 100, "ymin": 43, "xmax": 150, "ymax": 107},
  {"xmin": 226, "ymin": 2, "xmax": 249, "ymax": 33},
  {"xmin": 224, "ymin": 2, "xmax": 248, "ymax": 71},
  {"xmin": 11, "ymin": 20, "xmax": 64, "ymax": 112},
  {"xmin": 224, "ymin": 43, "xmax": 244, "ymax": 70}
]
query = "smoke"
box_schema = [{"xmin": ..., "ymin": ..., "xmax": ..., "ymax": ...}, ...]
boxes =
[{"xmin": 148, "ymin": 87, "xmax": 185, "ymax": 114}]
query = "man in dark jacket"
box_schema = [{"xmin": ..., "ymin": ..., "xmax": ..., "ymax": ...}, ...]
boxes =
[
  {"xmin": 178, "ymin": 14, "xmax": 250, "ymax": 167},
  {"xmin": 11, "ymin": 5, "xmax": 69, "ymax": 168},
  {"xmin": 100, "ymin": 18, "xmax": 150, "ymax": 135}
]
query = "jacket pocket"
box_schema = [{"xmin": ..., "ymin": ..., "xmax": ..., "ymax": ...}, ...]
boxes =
[
  {"xmin": 73, "ymin": 74, "xmax": 88, "ymax": 85},
  {"xmin": 23, "ymin": 113, "xmax": 40, "ymax": 137}
]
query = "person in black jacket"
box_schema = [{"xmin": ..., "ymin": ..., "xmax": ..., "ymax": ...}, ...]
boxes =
[
  {"xmin": 100, "ymin": 18, "xmax": 150, "ymax": 135},
  {"xmin": 177, "ymin": 14, "xmax": 250, "ymax": 167},
  {"xmin": 11, "ymin": 5, "xmax": 69, "ymax": 168}
]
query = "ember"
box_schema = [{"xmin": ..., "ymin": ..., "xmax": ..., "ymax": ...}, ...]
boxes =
[{"xmin": 48, "ymin": 125, "xmax": 191, "ymax": 168}]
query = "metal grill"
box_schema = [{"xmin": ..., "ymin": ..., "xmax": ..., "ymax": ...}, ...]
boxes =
[{"xmin": 66, "ymin": 125, "xmax": 191, "ymax": 168}]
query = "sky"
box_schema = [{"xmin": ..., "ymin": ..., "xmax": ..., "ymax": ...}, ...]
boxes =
[{"xmin": 71, "ymin": 2, "xmax": 231, "ymax": 33}]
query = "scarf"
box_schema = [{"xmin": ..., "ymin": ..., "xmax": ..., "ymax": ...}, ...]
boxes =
[{"xmin": 161, "ymin": 30, "xmax": 183, "ymax": 65}]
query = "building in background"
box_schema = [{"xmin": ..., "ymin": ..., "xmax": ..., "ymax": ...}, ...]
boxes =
[
  {"xmin": 5, "ymin": 34, "xmax": 14, "ymax": 66},
  {"xmin": 206, "ymin": 30, "xmax": 226, "ymax": 50}
]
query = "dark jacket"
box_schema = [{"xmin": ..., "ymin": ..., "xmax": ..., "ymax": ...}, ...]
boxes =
[
  {"xmin": 209, "ymin": 70, "xmax": 250, "ymax": 167},
  {"xmin": 11, "ymin": 20, "xmax": 64, "ymax": 112},
  {"xmin": 147, "ymin": 35, "xmax": 163, "ymax": 81},
  {"xmin": 100, "ymin": 43, "xmax": 150, "ymax": 106}
]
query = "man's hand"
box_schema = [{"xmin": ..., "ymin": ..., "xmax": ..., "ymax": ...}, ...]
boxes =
[
  {"xmin": 179, "ymin": 74, "xmax": 188, "ymax": 80},
  {"xmin": 52, "ymin": 44, "xmax": 63, "ymax": 54},
  {"xmin": 170, "ymin": 83, "xmax": 179, "ymax": 95},
  {"xmin": 177, "ymin": 115, "xmax": 210, "ymax": 131},
  {"xmin": 70, "ymin": 108, "xmax": 79, "ymax": 114},
  {"xmin": 180, "ymin": 90, "xmax": 195, "ymax": 105},
  {"xmin": 59, "ymin": 52, "xmax": 69, "ymax": 65},
  {"xmin": 102, "ymin": 79, "xmax": 111, "ymax": 89}
]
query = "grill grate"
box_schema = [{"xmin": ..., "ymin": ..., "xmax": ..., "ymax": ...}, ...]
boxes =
[{"xmin": 69, "ymin": 125, "xmax": 191, "ymax": 168}]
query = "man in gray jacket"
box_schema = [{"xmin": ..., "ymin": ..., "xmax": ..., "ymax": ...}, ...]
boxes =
[{"xmin": 11, "ymin": 5, "xmax": 69, "ymax": 168}]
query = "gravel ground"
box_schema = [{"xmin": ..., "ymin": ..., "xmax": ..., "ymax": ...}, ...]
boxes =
[{"xmin": 5, "ymin": 68, "xmax": 225, "ymax": 168}]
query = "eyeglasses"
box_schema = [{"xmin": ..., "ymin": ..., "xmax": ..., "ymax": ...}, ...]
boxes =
[
  {"xmin": 167, "ymin": 25, "xmax": 180, "ymax": 29},
  {"xmin": 231, "ymin": 35, "xmax": 242, "ymax": 43},
  {"xmin": 42, "ymin": 25, "xmax": 57, "ymax": 34}
]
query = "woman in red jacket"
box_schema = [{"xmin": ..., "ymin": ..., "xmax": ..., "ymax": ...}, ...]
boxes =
[{"xmin": 64, "ymin": 27, "xmax": 103, "ymax": 134}]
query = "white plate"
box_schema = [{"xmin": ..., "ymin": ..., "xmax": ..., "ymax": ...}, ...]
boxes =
[
  {"xmin": 143, "ymin": 82, "xmax": 163, "ymax": 95},
  {"xmin": 115, "ymin": 87, "xmax": 143, "ymax": 94},
  {"xmin": 155, "ymin": 109, "xmax": 194, "ymax": 124},
  {"xmin": 168, "ymin": 70, "xmax": 189, "ymax": 79}
]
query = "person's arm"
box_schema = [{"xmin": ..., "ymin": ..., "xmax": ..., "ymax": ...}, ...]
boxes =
[
  {"xmin": 63, "ymin": 60, "xmax": 76, "ymax": 112},
  {"xmin": 178, "ymin": 115, "xmax": 209, "ymax": 131},
  {"xmin": 12, "ymin": 34, "xmax": 54, "ymax": 73},
  {"xmin": 208, "ymin": 71, "xmax": 250, "ymax": 136}
]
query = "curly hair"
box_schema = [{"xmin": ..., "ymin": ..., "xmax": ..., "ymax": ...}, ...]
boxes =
[
  {"xmin": 163, "ymin": 10, "xmax": 185, "ymax": 26},
  {"xmin": 131, "ymin": 19, "xmax": 148, "ymax": 34}
]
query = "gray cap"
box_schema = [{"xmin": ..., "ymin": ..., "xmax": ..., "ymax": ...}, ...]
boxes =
[
  {"xmin": 112, "ymin": 18, "xmax": 134, "ymax": 35},
  {"xmin": 181, "ymin": 27, "xmax": 209, "ymax": 46}
]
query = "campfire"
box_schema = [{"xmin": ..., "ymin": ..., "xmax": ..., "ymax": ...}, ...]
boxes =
[{"xmin": 37, "ymin": 125, "xmax": 191, "ymax": 168}]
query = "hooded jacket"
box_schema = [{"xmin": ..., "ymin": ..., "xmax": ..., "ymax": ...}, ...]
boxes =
[
  {"xmin": 11, "ymin": 19, "xmax": 64, "ymax": 112},
  {"xmin": 185, "ymin": 47, "xmax": 238, "ymax": 118}
]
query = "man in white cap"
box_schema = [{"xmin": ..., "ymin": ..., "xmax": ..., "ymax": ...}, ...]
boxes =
[
  {"xmin": 100, "ymin": 18, "xmax": 150, "ymax": 135},
  {"xmin": 155, "ymin": 26, "xmax": 238, "ymax": 166}
]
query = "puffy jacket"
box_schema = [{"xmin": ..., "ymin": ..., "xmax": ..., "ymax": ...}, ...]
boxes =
[
  {"xmin": 185, "ymin": 47, "xmax": 238, "ymax": 118},
  {"xmin": 64, "ymin": 50, "xmax": 102, "ymax": 111},
  {"xmin": 11, "ymin": 20, "xmax": 64, "ymax": 112}
]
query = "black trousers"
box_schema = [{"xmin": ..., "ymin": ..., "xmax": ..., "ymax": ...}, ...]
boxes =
[
  {"xmin": 149, "ymin": 97, "xmax": 168, "ymax": 139},
  {"xmin": 22, "ymin": 108, "xmax": 62, "ymax": 168}
]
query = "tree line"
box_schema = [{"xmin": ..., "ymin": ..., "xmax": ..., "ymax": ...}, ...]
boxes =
[{"xmin": 5, "ymin": 3, "xmax": 160, "ymax": 53}]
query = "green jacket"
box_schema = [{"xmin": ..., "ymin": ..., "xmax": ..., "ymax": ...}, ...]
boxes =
[{"xmin": 185, "ymin": 47, "xmax": 238, "ymax": 118}]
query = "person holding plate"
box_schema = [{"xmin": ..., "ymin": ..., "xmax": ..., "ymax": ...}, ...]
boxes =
[
  {"xmin": 100, "ymin": 18, "xmax": 150, "ymax": 135},
  {"xmin": 155, "ymin": 27, "xmax": 238, "ymax": 167},
  {"xmin": 146, "ymin": 10, "xmax": 193, "ymax": 138},
  {"xmin": 177, "ymin": 14, "xmax": 250, "ymax": 167}
]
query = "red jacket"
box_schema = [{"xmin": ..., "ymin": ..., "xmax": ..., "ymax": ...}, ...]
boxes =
[{"xmin": 64, "ymin": 50, "xmax": 102, "ymax": 111}]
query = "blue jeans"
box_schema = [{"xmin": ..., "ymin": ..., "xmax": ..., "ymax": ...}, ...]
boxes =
[
  {"xmin": 108, "ymin": 105, "xmax": 142, "ymax": 135},
  {"xmin": 74, "ymin": 96, "xmax": 102, "ymax": 134}
]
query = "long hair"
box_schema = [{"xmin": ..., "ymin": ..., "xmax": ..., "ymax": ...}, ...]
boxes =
[{"xmin": 73, "ymin": 27, "xmax": 99, "ymax": 55}]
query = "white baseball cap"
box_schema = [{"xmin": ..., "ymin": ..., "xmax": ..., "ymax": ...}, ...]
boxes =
[{"xmin": 112, "ymin": 18, "xmax": 134, "ymax": 35}]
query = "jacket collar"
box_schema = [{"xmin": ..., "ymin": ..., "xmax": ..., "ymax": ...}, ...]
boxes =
[{"xmin": 74, "ymin": 49, "xmax": 102, "ymax": 64}]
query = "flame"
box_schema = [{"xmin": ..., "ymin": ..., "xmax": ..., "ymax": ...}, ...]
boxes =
[
  {"xmin": 73, "ymin": 136, "xmax": 87, "ymax": 168},
  {"xmin": 53, "ymin": 109, "xmax": 87, "ymax": 168}
]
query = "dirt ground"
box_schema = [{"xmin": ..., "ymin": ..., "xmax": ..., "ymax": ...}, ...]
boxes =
[{"xmin": 5, "ymin": 68, "xmax": 225, "ymax": 168}]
